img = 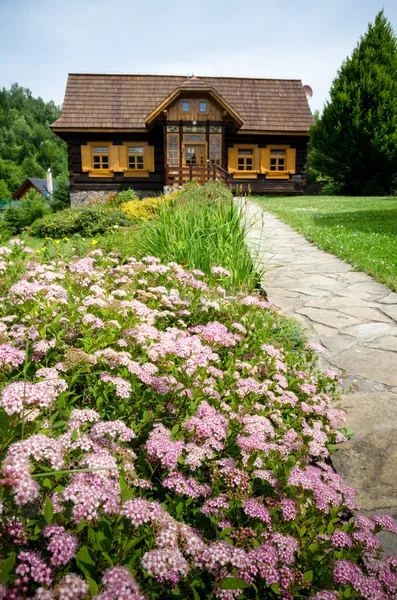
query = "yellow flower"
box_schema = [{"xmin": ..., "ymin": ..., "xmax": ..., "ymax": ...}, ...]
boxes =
[
  {"xmin": 45, "ymin": 237, "xmax": 53, "ymax": 241},
  {"xmin": 42, "ymin": 246, "xmax": 47, "ymax": 251},
  {"xmin": 92, "ymin": 240, "xmax": 98, "ymax": 245},
  {"xmin": 55, "ymin": 240, "xmax": 61, "ymax": 245},
  {"xmin": 35, "ymin": 249, "xmax": 41, "ymax": 254},
  {"xmin": 63, "ymin": 237, "xmax": 69, "ymax": 241}
]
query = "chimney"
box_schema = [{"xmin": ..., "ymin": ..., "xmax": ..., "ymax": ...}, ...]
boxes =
[{"xmin": 47, "ymin": 168, "xmax": 53, "ymax": 196}]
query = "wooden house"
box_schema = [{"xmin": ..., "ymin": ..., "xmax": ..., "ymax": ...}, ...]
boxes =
[
  {"xmin": 51, "ymin": 74, "xmax": 314, "ymax": 205},
  {"xmin": 14, "ymin": 177, "xmax": 58, "ymax": 201}
]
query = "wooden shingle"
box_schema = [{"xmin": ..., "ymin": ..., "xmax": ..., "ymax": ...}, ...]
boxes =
[{"xmin": 52, "ymin": 74, "xmax": 314, "ymax": 132}]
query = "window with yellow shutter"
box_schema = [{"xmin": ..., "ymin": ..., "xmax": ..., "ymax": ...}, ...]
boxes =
[
  {"xmin": 228, "ymin": 145, "xmax": 259, "ymax": 178},
  {"xmin": 122, "ymin": 143, "xmax": 155, "ymax": 178},
  {"xmin": 81, "ymin": 142, "xmax": 115, "ymax": 178},
  {"xmin": 262, "ymin": 145, "xmax": 295, "ymax": 179}
]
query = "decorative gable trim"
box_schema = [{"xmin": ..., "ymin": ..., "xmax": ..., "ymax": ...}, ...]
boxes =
[{"xmin": 145, "ymin": 86, "xmax": 245, "ymax": 129}]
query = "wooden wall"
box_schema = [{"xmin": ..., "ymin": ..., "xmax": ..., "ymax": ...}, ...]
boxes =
[
  {"xmin": 61, "ymin": 127, "xmax": 164, "ymax": 193},
  {"xmin": 225, "ymin": 132, "xmax": 309, "ymax": 193},
  {"xmin": 167, "ymin": 96, "xmax": 223, "ymax": 122}
]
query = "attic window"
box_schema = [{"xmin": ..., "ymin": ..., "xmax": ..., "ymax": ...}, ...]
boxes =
[
  {"xmin": 270, "ymin": 149, "xmax": 286, "ymax": 171},
  {"xmin": 182, "ymin": 101, "xmax": 190, "ymax": 112},
  {"xmin": 237, "ymin": 149, "xmax": 253, "ymax": 171},
  {"xmin": 92, "ymin": 146, "xmax": 109, "ymax": 169},
  {"xmin": 199, "ymin": 101, "xmax": 207, "ymax": 112},
  {"xmin": 128, "ymin": 146, "xmax": 145, "ymax": 170}
]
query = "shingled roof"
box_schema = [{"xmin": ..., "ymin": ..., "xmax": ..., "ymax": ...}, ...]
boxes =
[{"xmin": 52, "ymin": 74, "xmax": 313, "ymax": 133}]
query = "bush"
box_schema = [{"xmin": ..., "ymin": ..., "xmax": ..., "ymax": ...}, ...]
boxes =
[
  {"xmin": 120, "ymin": 195, "xmax": 167, "ymax": 222},
  {"xmin": 113, "ymin": 187, "xmax": 139, "ymax": 206},
  {"xmin": 2, "ymin": 189, "xmax": 50, "ymax": 234},
  {"xmin": 0, "ymin": 247, "xmax": 396, "ymax": 598},
  {"xmin": 30, "ymin": 205, "xmax": 132, "ymax": 238}
]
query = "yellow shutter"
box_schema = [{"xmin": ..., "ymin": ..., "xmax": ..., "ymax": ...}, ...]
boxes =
[
  {"xmin": 118, "ymin": 146, "xmax": 128, "ymax": 171},
  {"xmin": 254, "ymin": 147, "xmax": 261, "ymax": 171},
  {"xmin": 227, "ymin": 147, "xmax": 237, "ymax": 173},
  {"xmin": 260, "ymin": 148, "xmax": 271, "ymax": 173},
  {"xmin": 109, "ymin": 145, "xmax": 119, "ymax": 171},
  {"xmin": 81, "ymin": 145, "xmax": 92, "ymax": 172},
  {"xmin": 286, "ymin": 147, "xmax": 296, "ymax": 174},
  {"xmin": 146, "ymin": 145, "xmax": 155, "ymax": 172}
]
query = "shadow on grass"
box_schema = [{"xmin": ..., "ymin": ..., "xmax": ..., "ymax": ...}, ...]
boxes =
[{"xmin": 312, "ymin": 208, "xmax": 397, "ymax": 237}]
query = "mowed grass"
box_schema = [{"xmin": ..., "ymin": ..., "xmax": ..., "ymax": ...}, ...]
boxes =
[{"xmin": 253, "ymin": 195, "xmax": 397, "ymax": 292}]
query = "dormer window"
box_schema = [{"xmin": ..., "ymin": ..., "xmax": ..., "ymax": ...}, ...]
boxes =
[
  {"xmin": 199, "ymin": 101, "xmax": 207, "ymax": 112},
  {"xmin": 182, "ymin": 101, "xmax": 190, "ymax": 112}
]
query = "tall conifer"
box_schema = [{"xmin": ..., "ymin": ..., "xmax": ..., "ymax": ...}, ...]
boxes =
[{"xmin": 310, "ymin": 11, "xmax": 397, "ymax": 195}]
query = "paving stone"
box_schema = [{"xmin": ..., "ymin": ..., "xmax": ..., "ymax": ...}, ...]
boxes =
[
  {"xmin": 339, "ymin": 307, "xmax": 392, "ymax": 322},
  {"xmin": 377, "ymin": 293, "xmax": 397, "ymax": 304},
  {"xmin": 364, "ymin": 336, "xmax": 397, "ymax": 352},
  {"xmin": 330, "ymin": 348, "xmax": 397, "ymax": 387},
  {"xmin": 341, "ymin": 322, "xmax": 397, "ymax": 339},
  {"xmin": 304, "ymin": 297, "xmax": 379, "ymax": 310},
  {"xmin": 340, "ymin": 272, "xmax": 375, "ymax": 283},
  {"xmin": 333, "ymin": 288, "xmax": 381, "ymax": 301},
  {"xmin": 348, "ymin": 281, "xmax": 391, "ymax": 295},
  {"xmin": 290, "ymin": 286, "xmax": 333, "ymax": 297},
  {"xmin": 296, "ymin": 307, "xmax": 361, "ymax": 329},
  {"xmin": 318, "ymin": 334, "xmax": 357, "ymax": 354},
  {"xmin": 311, "ymin": 323, "xmax": 336, "ymax": 336},
  {"xmin": 379, "ymin": 305, "xmax": 397, "ymax": 322},
  {"xmin": 336, "ymin": 392, "xmax": 397, "ymax": 435},
  {"xmin": 332, "ymin": 430, "xmax": 397, "ymax": 511}
]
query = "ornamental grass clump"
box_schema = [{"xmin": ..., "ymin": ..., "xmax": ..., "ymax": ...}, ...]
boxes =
[
  {"xmin": 139, "ymin": 181, "xmax": 260, "ymax": 289},
  {"xmin": 0, "ymin": 242, "xmax": 397, "ymax": 598}
]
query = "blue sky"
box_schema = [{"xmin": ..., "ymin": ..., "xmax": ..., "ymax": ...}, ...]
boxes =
[{"xmin": 0, "ymin": 0, "xmax": 396, "ymax": 112}]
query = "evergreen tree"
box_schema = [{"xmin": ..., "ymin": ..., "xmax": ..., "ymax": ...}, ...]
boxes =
[{"xmin": 310, "ymin": 11, "xmax": 397, "ymax": 195}]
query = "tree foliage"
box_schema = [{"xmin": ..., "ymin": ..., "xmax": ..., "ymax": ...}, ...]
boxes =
[
  {"xmin": 0, "ymin": 84, "xmax": 68, "ymax": 198},
  {"xmin": 310, "ymin": 11, "xmax": 397, "ymax": 195}
]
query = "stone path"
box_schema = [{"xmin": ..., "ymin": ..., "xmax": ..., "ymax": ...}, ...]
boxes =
[{"xmin": 241, "ymin": 199, "xmax": 397, "ymax": 553}]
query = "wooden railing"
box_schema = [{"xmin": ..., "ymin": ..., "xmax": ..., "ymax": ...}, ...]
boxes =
[{"xmin": 165, "ymin": 164, "xmax": 230, "ymax": 186}]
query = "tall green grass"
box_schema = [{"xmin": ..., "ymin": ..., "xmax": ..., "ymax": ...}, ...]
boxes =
[{"xmin": 138, "ymin": 181, "xmax": 261, "ymax": 289}]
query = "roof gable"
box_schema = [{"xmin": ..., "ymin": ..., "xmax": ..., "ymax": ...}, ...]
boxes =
[
  {"xmin": 145, "ymin": 80, "xmax": 245, "ymax": 128},
  {"xmin": 52, "ymin": 74, "xmax": 314, "ymax": 133}
]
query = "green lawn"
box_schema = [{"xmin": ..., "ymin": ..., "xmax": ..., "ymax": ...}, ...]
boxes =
[{"xmin": 252, "ymin": 195, "xmax": 397, "ymax": 292}]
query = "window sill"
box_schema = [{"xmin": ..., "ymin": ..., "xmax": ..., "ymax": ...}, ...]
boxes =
[
  {"xmin": 123, "ymin": 169, "xmax": 150, "ymax": 178},
  {"xmin": 88, "ymin": 170, "xmax": 114, "ymax": 178},
  {"xmin": 265, "ymin": 171, "xmax": 291, "ymax": 179},
  {"xmin": 232, "ymin": 171, "xmax": 258, "ymax": 179}
]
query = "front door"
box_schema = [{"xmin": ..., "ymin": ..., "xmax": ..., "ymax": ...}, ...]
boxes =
[{"xmin": 184, "ymin": 144, "xmax": 206, "ymax": 166}]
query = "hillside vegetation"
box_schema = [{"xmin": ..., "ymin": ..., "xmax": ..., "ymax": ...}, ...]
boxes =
[{"xmin": 0, "ymin": 84, "xmax": 68, "ymax": 199}]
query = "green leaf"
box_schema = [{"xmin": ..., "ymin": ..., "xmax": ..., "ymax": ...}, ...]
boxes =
[
  {"xmin": 218, "ymin": 577, "xmax": 251, "ymax": 590},
  {"xmin": 71, "ymin": 428, "xmax": 78, "ymax": 442},
  {"xmin": 86, "ymin": 576, "xmax": 99, "ymax": 595},
  {"xmin": 171, "ymin": 424, "xmax": 179, "ymax": 435},
  {"xmin": 42, "ymin": 477, "xmax": 52, "ymax": 490},
  {"xmin": 44, "ymin": 497, "xmax": 54, "ymax": 524},
  {"xmin": 190, "ymin": 584, "xmax": 201, "ymax": 600},
  {"xmin": 0, "ymin": 410, "xmax": 10, "ymax": 435},
  {"xmin": 303, "ymin": 570, "xmax": 313, "ymax": 583},
  {"xmin": 0, "ymin": 552, "xmax": 16, "ymax": 583},
  {"xmin": 76, "ymin": 545, "xmax": 96, "ymax": 578}
]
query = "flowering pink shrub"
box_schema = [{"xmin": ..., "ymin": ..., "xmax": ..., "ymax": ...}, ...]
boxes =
[{"xmin": 0, "ymin": 242, "xmax": 396, "ymax": 598}]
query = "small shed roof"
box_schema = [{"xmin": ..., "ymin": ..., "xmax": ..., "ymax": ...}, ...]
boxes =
[{"xmin": 52, "ymin": 74, "xmax": 314, "ymax": 133}]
